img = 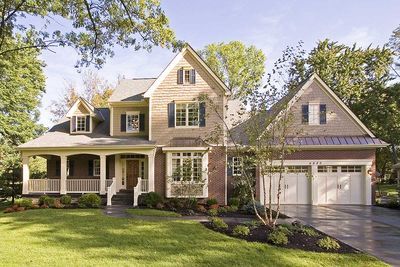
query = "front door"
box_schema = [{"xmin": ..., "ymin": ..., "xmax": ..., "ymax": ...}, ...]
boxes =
[{"xmin": 126, "ymin": 160, "xmax": 139, "ymax": 189}]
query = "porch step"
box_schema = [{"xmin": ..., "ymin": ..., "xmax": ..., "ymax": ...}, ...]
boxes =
[{"xmin": 112, "ymin": 191, "xmax": 134, "ymax": 205}]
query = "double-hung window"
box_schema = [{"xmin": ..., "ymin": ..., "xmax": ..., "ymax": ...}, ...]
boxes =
[
  {"xmin": 76, "ymin": 116, "xmax": 87, "ymax": 132},
  {"xmin": 302, "ymin": 103, "xmax": 327, "ymax": 125},
  {"xmin": 126, "ymin": 112, "xmax": 140, "ymax": 132},
  {"xmin": 171, "ymin": 152, "xmax": 203, "ymax": 182},
  {"xmin": 93, "ymin": 159, "xmax": 100, "ymax": 176},
  {"xmin": 232, "ymin": 157, "xmax": 243, "ymax": 176},
  {"xmin": 175, "ymin": 102, "xmax": 199, "ymax": 127}
]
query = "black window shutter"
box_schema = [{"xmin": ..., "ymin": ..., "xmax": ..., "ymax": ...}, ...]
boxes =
[
  {"xmin": 199, "ymin": 102, "xmax": 206, "ymax": 127},
  {"xmin": 227, "ymin": 156, "xmax": 233, "ymax": 176},
  {"xmin": 71, "ymin": 116, "xmax": 76, "ymax": 132},
  {"xmin": 69, "ymin": 160, "xmax": 74, "ymax": 176},
  {"xmin": 139, "ymin": 113, "xmax": 145, "ymax": 131},
  {"xmin": 88, "ymin": 160, "xmax": 93, "ymax": 176},
  {"xmin": 301, "ymin": 105, "xmax": 309, "ymax": 124},
  {"xmin": 56, "ymin": 160, "xmax": 61, "ymax": 176},
  {"xmin": 168, "ymin": 102, "xmax": 175, "ymax": 128},
  {"xmin": 190, "ymin": 69, "xmax": 196, "ymax": 84},
  {"xmin": 120, "ymin": 114, "xmax": 126, "ymax": 132},
  {"xmin": 177, "ymin": 69, "xmax": 183, "ymax": 84},
  {"xmin": 320, "ymin": 104, "xmax": 327, "ymax": 124},
  {"xmin": 86, "ymin": 115, "xmax": 90, "ymax": 131}
]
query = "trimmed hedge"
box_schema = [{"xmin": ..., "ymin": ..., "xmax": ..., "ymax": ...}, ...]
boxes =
[{"xmin": 78, "ymin": 193, "xmax": 101, "ymax": 208}]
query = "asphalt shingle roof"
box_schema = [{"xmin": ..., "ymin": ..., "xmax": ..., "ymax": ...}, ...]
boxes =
[{"xmin": 108, "ymin": 78, "xmax": 156, "ymax": 102}]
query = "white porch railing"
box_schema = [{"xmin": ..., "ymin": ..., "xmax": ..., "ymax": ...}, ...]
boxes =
[
  {"xmin": 106, "ymin": 177, "xmax": 117, "ymax": 206},
  {"xmin": 28, "ymin": 179, "xmax": 60, "ymax": 192},
  {"xmin": 106, "ymin": 179, "xmax": 113, "ymax": 187},
  {"xmin": 66, "ymin": 179, "xmax": 100, "ymax": 193},
  {"xmin": 133, "ymin": 177, "xmax": 149, "ymax": 206}
]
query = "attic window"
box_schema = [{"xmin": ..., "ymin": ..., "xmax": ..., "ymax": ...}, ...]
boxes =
[
  {"xmin": 177, "ymin": 68, "xmax": 196, "ymax": 84},
  {"xmin": 76, "ymin": 116, "xmax": 87, "ymax": 132}
]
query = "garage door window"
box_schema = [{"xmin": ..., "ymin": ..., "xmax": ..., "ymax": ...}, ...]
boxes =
[
  {"xmin": 341, "ymin": 166, "xmax": 362, "ymax": 172},
  {"xmin": 286, "ymin": 166, "xmax": 309, "ymax": 173},
  {"xmin": 317, "ymin": 166, "xmax": 338, "ymax": 173}
]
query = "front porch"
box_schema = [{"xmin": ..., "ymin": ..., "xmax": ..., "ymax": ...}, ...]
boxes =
[{"xmin": 21, "ymin": 148, "xmax": 156, "ymax": 206}]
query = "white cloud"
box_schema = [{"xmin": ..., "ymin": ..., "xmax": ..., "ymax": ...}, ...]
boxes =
[{"xmin": 338, "ymin": 27, "xmax": 376, "ymax": 47}]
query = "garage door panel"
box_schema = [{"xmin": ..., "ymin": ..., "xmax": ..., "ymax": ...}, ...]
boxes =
[
  {"xmin": 350, "ymin": 174, "xmax": 363, "ymax": 204},
  {"xmin": 326, "ymin": 176, "xmax": 337, "ymax": 204},
  {"xmin": 297, "ymin": 174, "xmax": 310, "ymax": 204}
]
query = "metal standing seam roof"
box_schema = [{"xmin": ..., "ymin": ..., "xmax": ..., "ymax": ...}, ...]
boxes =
[{"xmin": 284, "ymin": 136, "xmax": 387, "ymax": 146}]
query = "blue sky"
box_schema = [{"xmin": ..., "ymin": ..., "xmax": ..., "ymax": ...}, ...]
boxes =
[{"xmin": 38, "ymin": 0, "xmax": 400, "ymax": 127}]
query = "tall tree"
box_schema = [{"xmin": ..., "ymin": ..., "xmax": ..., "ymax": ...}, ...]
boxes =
[
  {"xmin": 0, "ymin": 0, "xmax": 182, "ymax": 68},
  {"xmin": 49, "ymin": 70, "xmax": 114, "ymax": 122},
  {"xmin": 389, "ymin": 24, "xmax": 400, "ymax": 78},
  {"xmin": 199, "ymin": 41, "xmax": 266, "ymax": 100},
  {"xmin": 0, "ymin": 37, "xmax": 46, "ymax": 202}
]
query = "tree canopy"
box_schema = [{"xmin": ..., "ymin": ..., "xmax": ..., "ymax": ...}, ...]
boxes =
[
  {"xmin": 0, "ymin": 0, "xmax": 182, "ymax": 68},
  {"xmin": 199, "ymin": 41, "xmax": 266, "ymax": 99}
]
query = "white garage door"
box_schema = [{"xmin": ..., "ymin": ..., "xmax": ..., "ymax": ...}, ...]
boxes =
[
  {"xmin": 317, "ymin": 165, "xmax": 363, "ymax": 205},
  {"xmin": 262, "ymin": 166, "xmax": 311, "ymax": 205}
]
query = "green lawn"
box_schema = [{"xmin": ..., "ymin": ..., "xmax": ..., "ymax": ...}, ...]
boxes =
[
  {"xmin": 126, "ymin": 208, "xmax": 181, "ymax": 217},
  {"xmin": 0, "ymin": 209, "xmax": 386, "ymax": 267}
]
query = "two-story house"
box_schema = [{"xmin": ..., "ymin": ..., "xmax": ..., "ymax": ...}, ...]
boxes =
[
  {"xmin": 18, "ymin": 46, "xmax": 230, "ymax": 205},
  {"xmin": 18, "ymin": 46, "xmax": 386, "ymax": 206}
]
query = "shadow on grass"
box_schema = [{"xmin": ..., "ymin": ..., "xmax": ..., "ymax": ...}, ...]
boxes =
[{"xmin": 0, "ymin": 209, "xmax": 385, "ymax": 266}]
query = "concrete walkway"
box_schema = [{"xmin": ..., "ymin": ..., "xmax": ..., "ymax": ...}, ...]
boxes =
[{"xmin": 280, "ymin": 205, "xmax": 400, "ymax": 266}]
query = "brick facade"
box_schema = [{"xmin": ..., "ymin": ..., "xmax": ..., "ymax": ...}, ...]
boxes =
[
  {"xmin": 154, "ymin": 147, "xmax": 166, "ymax": 196},
  {"xmin": 207, "ymin": 146, "xmax": 227, "ymax": 204}
]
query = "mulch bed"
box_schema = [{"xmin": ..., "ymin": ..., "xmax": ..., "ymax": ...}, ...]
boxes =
[{"xmin": 202, "ymin": 221, "xmax": 359, "ymax": 254}]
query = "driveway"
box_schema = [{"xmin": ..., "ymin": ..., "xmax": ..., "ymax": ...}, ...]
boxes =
[{"xmin": 280, "ymin": 205, "xmax": 400, "ymax": 266}]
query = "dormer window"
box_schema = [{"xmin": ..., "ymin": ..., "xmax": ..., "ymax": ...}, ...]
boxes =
[
  {"xmin": 76, "ymin": 116, "xmax": 87, "ymax": 132},
  {"xmin": 177, "ymin": 68, "xmax": 196, "ymax": 84},
  {"xmin": 302, "ymin": 104, "xmax": 327, "ymax": 125}
]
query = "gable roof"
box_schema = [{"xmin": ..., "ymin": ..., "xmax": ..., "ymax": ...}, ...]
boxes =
[
  {"xmin": 109, "ymin": 78, "xmax": 156, "ymax": 102},
  {"xmin": 271, "ymin": 73, "xmax": 375, "ymax": 137},
  {"xmin": 65, "ymin": 97, "xmax": 104, "ymax": 121},
  {"xmin": 143, "ymin": 44, "xmax": 231, "ymax": 98}
]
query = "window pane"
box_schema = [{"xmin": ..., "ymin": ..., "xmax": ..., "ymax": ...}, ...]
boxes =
[
  {"xmin": 172, "ymin": 158, "xmax": 181, "ymax": 181},
  {"xmin": 184, "ymin": 70, "xmax": 190, "ymax": 84},
  {"xmin": 127, "ymin": 114, "xmax": 139, "ymax": 132},
  {"xmin": 93, "ymin": 160, "xmax": 100, "ymax": 176},
  {"xmin": 188, "ymin": 103, "xmax": 199, "ymax": 126},
  {"xmin": 232, "ymin": 157, "xmax": 242, "ymax": 176},
  {"xmin": 176, "ymin": 104, "xmax": 186, "ymax": 126},
  {"xmin": 77, "ymin": 116, "xmax": 86, "ymax": 131}
]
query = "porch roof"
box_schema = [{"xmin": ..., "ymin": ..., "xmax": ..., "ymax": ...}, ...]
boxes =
[{"xmin": 18, "ymin": 108, "xmax": 155, "ymax": 150}]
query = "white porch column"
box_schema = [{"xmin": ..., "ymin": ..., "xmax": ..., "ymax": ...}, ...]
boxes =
[
  {"xmin": 365, "ymin": 164, "xmax": 372, "ymax": 205},
  {"xmin": 147, "ymin": 150, "xmax": 155, "ymax": 192},
  {"xmin": 311, "ymin": 165, "xmax": 318, "ymax": 205},
  {"xmin": 60, "ymin": 155, "xmax": 67, "ymax": 194},
  {"xmin": 22, "ymin": 156, "xmax": 30, "ymax": 195},
  {"xmin": 100, "ymin": 154, "xmax": 106, "ymax": 194}
]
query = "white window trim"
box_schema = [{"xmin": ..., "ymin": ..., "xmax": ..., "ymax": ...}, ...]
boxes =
[
  {"xmin": 126, "ymin": 111, "xmax": 140, "ymax": 133},
  {"xmin": 174, "ymin": 101, "xmax": 200, "ymax": 128},
  {"xmin": 165, "ymin": 151, "xmax": 208, "ymax": 198},
  {"xmin": 308, "ymin": 103, "xmax": 320, "ymax": 126},
  {"xmin": 182, "ymin": 68, "xmax": 195, "ymax": 85},
  {"xmin": 232, "ymin": 157, "xmax": 243, "ymax": 176},
  {"xmin": 75, "ymin": 115, "xmax": 90, "ymax": 133},
  {"xmin": 93, "ymin": 159, "xmax": 100, "ymax": 176}
]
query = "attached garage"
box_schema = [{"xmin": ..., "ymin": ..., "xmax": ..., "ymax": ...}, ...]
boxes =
[
  {"xmin": 261, "ymin": 166, "xmax": 311, "ymax": 205},
  {"xmin": 317, "ymin": 165, "xmax": 364, "ymax": 205}
]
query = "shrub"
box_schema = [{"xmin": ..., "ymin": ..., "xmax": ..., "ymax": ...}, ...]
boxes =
[
  {"xmin": 196, "ymin": 205, "xmax": 207, "ymax": 213},
  {"xmin": 268, "ymin": 228, "xmax": 289, "ymax": 245},
  {"xmin": 228, "ymin": 197, "xmax": 240, "ymax": 207},
  {"xmin": 15, "ymin": 198, "xmax": 33, "ymax": 208},
  {"xmin": 317, "ymin": 237, "xmax": 340, "ymax": 250},
  {"xmin": 60, "ymin": 195, "xmax": 72, "ymax": 205},
  {"xmin": 241, "ymin": 201, "xmax": 264, "ymax": 215},
  {"xmin": 138, "ymin": 192, "xmax": 163, "ymax": 208},
  {"xmin": 299, "ymin": 226, "xmax": 319, "ymax": 237},
  {"xmin": 277, "ymin": 225, "xmax": 293, "ymax": 236},
  {"xmin": 242, "ymin": 220, "xmax": 261, "ymax": 230},
  {"xmin": 232, "ymin": 225, "xmax": 250, "ymax": 236},
  {"xmin": 185, "ymin": 197, "xmax": 198, "ymax": 210},
  {"xmin": 78, "ymin": 193, "xmax": 101, "ymax": 208},
  {"xmin": 39, "ymin": 195, "xmax": 55, "ymax": 207},
  {"xmin": 226, "ymin": 205, "xmax": 238, "ymax": 213},
  {"xmin": 206, "ymin": 198, "xmax": 218, "ymax": 206},
  {"xmin": 218, "ymin": 206, "xmax": 227, "ymax": 214},
  {"xmin": 208, "ymin": 208, "xmax": 218, "ymax": 217},
  {"xmin": 211, "ymin": 217, "xmax": 228, "ymax": 230}
]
